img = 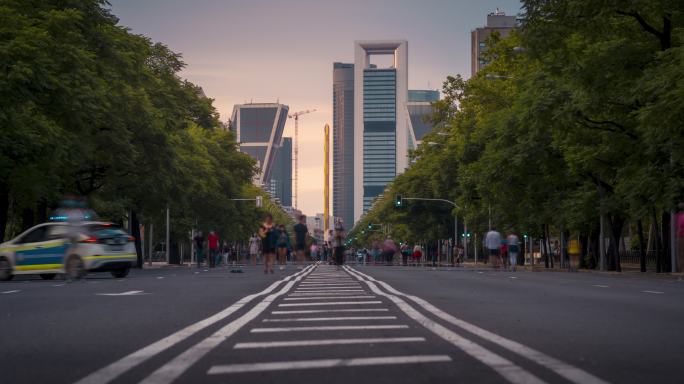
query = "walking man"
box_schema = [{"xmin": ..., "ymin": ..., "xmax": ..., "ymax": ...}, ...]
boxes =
[
  {"xmin": 249, "ymin": 233, "xmax": 260, "ymax": 266},
  {"xmin": 207, "ymin": 230, "xmax": 219, "ymax": 268},
  {"xmin": 293, "ymin": 215, "xmax": 308, "ymax": 269}
]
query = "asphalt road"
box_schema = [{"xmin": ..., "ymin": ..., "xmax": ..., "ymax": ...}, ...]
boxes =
[{"xmin": 1, "ymin": 263, "xmax": 683, "ymax": 383}]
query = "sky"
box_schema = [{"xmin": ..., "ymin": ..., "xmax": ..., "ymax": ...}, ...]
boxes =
[{"xmin": 108, "ymin": 0, "xmax": 522, "ymax": 216}]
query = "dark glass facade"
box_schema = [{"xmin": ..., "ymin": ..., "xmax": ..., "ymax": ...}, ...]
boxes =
[
  {"xmin": 363, "ymin": 69, "xmax": 396, "ymax": 212},
  {"xmin": 333, "ymin": 63, "xmax": 355, "ymax": 228},
  {"xmin": 270, "ymin": 137, "xmax": 292, "ymax": 207}
]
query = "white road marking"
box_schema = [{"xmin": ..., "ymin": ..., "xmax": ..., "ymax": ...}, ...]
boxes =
[
  {"xmin": 283, "ymin": 296, "xmax": 375, "ymax": 301},
  {"xmin": 95, "ymin": 290, "xmax": 148, "ymax": 296},
  {"xmin": 290, "ymin": 291, "xmax": 366, "ymax": 295},
  {"xmin": 295, "ymin": 287, "xmax": 361, "ymax": 290},
  {"xmin": 251, "ymin": 325, "xmax": 408, "ymax": 333},
  {"xmin": 346, "ymin": 266, "xmax": 610, "ymax": 384},
  {"xmin": 207, "ymin": 355, "xmax": 452, "ymax": 374},
  {"xmin": 75, "ymin": 265, "xmax": 314, "ymax": 384},
  {"xmin": 593, "ymin": 285, "xmax": 609, "ymax": 288},
  {"xmin": 233, "ymin": 336, "xmax": 424, "ymax": 349},
  {"xmin": 137, "ymin": 266, "xmax": 315, "ymax": 384},
  {"xmin": 262, "ymin": 316, "xmax": 397, "ymax": 322},
  {"xmin": 278, "ymin": 301, "xmax": 382, "ymax": 307},
  {"xmin": 1, "ymin": 290, "xmax": 20, "ymax": 294},
  {"xmin": 642, "ymin": 290, "xmax": 664, "ymax": 294},
  {"xmin": 271, "ymin": 308, "xmax": 389, "ymax": 315},
  {"xmin": 343, "ymin": 267, "xmax": 546, "ymax": 384},
  {"xmin": 157, "ymin": 277, "xmax": 164, "ymax": 279},
  {"xmin": 52, "ymin": 284, "xmax": 65, "ymax": 287},
  {"xmin": 509, "ymin": 276, "xmax": 518, "ymax": 279}
]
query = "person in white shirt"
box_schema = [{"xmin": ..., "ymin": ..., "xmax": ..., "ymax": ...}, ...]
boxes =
[
  {"xmin": 507, "ymin": 233, "xmax": 520, "ymax": 271},
  {"xmin": 485, "ymin": 230, "xmax": 502, "ymax": 268}
]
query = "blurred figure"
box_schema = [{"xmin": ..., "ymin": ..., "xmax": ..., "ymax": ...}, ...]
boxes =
[
  {"xmin": 412, "ymin": 244, "xmax": 423, "ymax": 266},
  {"xmin": 485, "ymin": 229, "xmax": 502, "ymax": 268},
  {"xmin": 276, "ymin": 224, "xmax": 290, "ymax": 270},
  {"xmin": 193, "ymin": 231, "xmax": 205, "ymax": 268},
  {"xmin": 507, "ymin": 233, "xmax": 520, "ymax": 271},
  {"xmin": 400, "ymin": 243, "xmax": 410, "ymax": 266},
  {"xmin": 207, "ymin": 231, "xmax": 219, "ymax": 268},
  {"xmin": 332, "ymin": 224, "xmax": 346, "ymax": 267},
  {"xmin": 249, "ymin": 233, "xmax": 260, "ymax": 266},
  {"xmin": 293, "ymin": 215, "xmax": 308, "ymax": 269},
  {"xmin": 259, "ymin": 213, "xmax": 276, "ymax": 274},
  {"xmin": 382, "ymin": 237, "xmax": 397, "ymax": 266}
]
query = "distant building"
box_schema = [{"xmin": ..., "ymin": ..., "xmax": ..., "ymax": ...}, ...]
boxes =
[
  {"xmin": 270, "ymin": 137, "xmax": 292, "ymax": 207},
  {"xmin": 354, "ymin": 40, "xmax": 409, "ymax": 223},
  {"xmin": 231, "ymin": 103, "xmax": 289, "ymax": 188},
  {"xmin": 333, "ymin": 62, "xmax": 355, "ymax": 230},
  {"xmin": 406, "ymin": 89, "xmax": 440, "ymax": 150},
  {"xmin": 408, "ymin": 90, "xmax": 439, "ymax": 103},
  {"xmin": 471, "ymin": 9, "xmax": 517, "ymax": 76}
]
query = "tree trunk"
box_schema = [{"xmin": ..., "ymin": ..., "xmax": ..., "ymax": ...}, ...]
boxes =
[
  {"xmin": 37, "ymin": 199, "xmax": 48, "ymax": 223},
  {"xmin": 0, "ymin": 182, "xmax": 9, "ymax": 242},
  {"xmin": 661, "ymin": 211, "xmax": 671, "ymax": 273},
  {"xmin": 542, "ymin": 225, "xmax": 549, "ymax": 268},
  {"xmin": 579, "ymin": 232, "xmax": 589, "ymax": 269},
  {"xmin": 610, "ymin": 216, "xmax": 624, "ymax": 272},
  {"xmin": 652, "ymin": 209, "xmax": 662, "ymax": 273},
  {"xmin": 637, "ymin": 219, "xmax": 646, "ymax": 272},
  {"xmin": 131, "ymin": 211, "xmax": 143, "ymax": 268},
  {"xmin": 546, "ymin": 224, "xmax": 554, "ymax": 268}
]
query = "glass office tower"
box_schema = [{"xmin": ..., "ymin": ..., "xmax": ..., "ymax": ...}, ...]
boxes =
[
  {"xmin": 354, "ymin": 40, "xmax": 408, "ymax": 224},
  {"xmin": 333, "ymin": 63, "xmax": 355, "ymax": 228}
]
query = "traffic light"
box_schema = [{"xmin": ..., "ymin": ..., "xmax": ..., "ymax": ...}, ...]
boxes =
[
  {"xmin": 523, "ymin": 233, "xmax": 528, "ymax": 239},
  {"xmin": 395, "ymin": 194, "xmax": 403, "ymax": 207},
  {"xmin": 368, "ymin": 224, "xmax": 372, "ymax": 229}
]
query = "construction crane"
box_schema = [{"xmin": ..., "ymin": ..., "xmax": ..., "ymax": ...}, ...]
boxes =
[{"xmin": 288, "ymin": 108, "xmax": 316, "ymax": 209}]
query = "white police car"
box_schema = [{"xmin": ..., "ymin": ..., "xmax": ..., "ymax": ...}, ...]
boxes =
[{"xmin": 0, "ymin": 221, "xmax": 137, "ymax": 281}]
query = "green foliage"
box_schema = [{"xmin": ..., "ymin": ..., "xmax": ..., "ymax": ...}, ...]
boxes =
[
  {"xmin": 353, "ymin": 0, "xmax": 684, "ymax": 258},
  {"xmin": 0, "ymin": 0, "xmax": 282, "ymax": 243}
]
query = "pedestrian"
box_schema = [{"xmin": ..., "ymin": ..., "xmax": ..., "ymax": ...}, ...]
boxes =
[
  {"xmin": 485, "ymin": 229, "xmax": 502, "ymax": 268},
  {"xmin": 276, "ymin": 224, "xmax": 290, "ymax": 270},
  {"xmin": 293, "ymin": 215, "xmax": 308, "ymax": 269},
  {"xmin": 507, "ymin": 233, "xmax": 520, "ymax": 271},
  {"xmin": 400, "ymin": 243, "xmax": 410, "ymax": 266},
  {"xmin": 207, "ymin": 230, "xmax": 219, "ymax": 268},
  {"xmin": 456, "ymin": 244, "xmax": 464, "ymax": 266},
  {"xmin": 193, "ymin": 230, "xmax": 205, "ymax": 268},
  {"xmin": 371, "ymin": 240, "xmax": 381, "ymax": 265},
  {"xmin": 382, "ymin": 237, "xmax": 397, "ymax": 266},
  {"xmin": 311, "ymin": 242, "xmax": 319, "ymax": 261},
  {"xmin": 259, "ymin": 213, "xmax": 276, "ymax": 274},
  {"xmin": 332, "ymin": 224, "xmax": 346, "ymax": 267},
  {"xmin": 249, "ymin": 233, "xmax": 260, "ymax": 266},
  {"xmin": 221, "ymin": 240, "xmax": 229, "ymax": 266},
  {"xmin": 411, "ymin": 244, "xmax": 423, "ymax": 266},
  {"xmin": 500, "ymin": 240, "xmax": 508, "ymax": 269}
]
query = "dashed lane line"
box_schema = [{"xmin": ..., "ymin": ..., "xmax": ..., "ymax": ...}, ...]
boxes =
[
  {"xmin": 278, "ymin": 301, "xmax": 383, "ymax": 307},
  {"xmin": 593, "ymin": 285, "xmax": 609, "ymax": 288},
  {"xmin": 642, "ymin": 290, "xmax": 664, "ymax": 294},
  {"xmin": 271, "ymin": 308, "xmax": 389, "ymax": 315},
  {"xmin": 207, "ymin": 355, "xmax": 452, "ymax": 374},
  {"xmin": 233, "ymin": 336, "xmax": 424, "ymax": 349},
  {"xmin": 344, "ymin": 267, "xmax": 546, "ymax": 384},
  {"xmin": 74, "ymin": 265, "xmax": 315, "ymax": 384},
  {"xmin": 347, "ymin": 266, "xmax": 610, "ymax": 384},
  {"xmin": 1, "ymin": 290, "xmax": 20, "ymax": 294},
  {"xmin": 250, "ymin": 325, "xmax": 408, "ymax": 333},
  {"xmin": 137, "ymin": 265, "xmax": 316, "ymax": 384},
  {"xmin": 262, "ymin": 316, "xmax": 397, "ymax": 322},
  {"xmin": 283, "ymin": 296, "xmax": 375, "ymax": 301}
]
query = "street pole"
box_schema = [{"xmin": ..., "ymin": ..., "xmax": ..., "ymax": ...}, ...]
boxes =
[
  {"xmin": 148, "ymin": 223, "xmax": 153, "ymax": 266},
  {"xmin": 671, "ymin": 209, "xmax": 677, "ymax": 273},
  {"xmin": 464, "ymin": 219, "xmax": 468, "ymax": 262},
  {"xmin": 165, "ymin": 207, "xmax": 170, "ymax": 264},
  {"xmin": 599, "ymin": 214, "xmax": 606, "ymax": 271},
  {"xmin": 474, "ymin": 233, "xmax": 478, "ymax": 264}
]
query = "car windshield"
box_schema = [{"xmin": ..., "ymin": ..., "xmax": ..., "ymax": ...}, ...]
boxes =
[{"xmin": 87, "ymin": 224, "xmax": 127, "ymax": 238}]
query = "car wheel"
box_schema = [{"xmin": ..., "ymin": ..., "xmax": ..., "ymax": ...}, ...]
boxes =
[
  {"xmin": 0, "ymin": 258, "xmax": 13, "ymax": 281},
  {"xmin": 110, "ymin": 268, "xmax": 130, "ymax": 279},
  {"xmin": 65, "ymin": 255, "xmax": 85, "ymax": 280},
  {"xmin": 39, "ymin": 273, "xmax": 56, "ymax": 280}
]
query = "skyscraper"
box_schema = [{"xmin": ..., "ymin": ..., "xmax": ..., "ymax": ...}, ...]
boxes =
[
  {"xmin": 270, "ymin": 136, "xmax": 292, "ymax": 206},
  {"xmin": 230, "ymin": 103, "xmax": 289, "ymax": 189},
  {"xmin": 354, "ymin": 40, "xmax": 408, "ymax": 223},
  {"xmin": 471, "ymin": 9, "xmax": 517, "ymax": 76},
  {"xmin": 406, "ymin": 89, "xmax": 440, "ymax": 150},
  {"xmin": 332, "ymin": 62, "xmax": 354, "ymax": 229}
]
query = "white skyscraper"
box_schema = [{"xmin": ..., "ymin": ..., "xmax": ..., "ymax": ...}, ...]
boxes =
[{"xmin": 353, "ymin": 40, "xmax": 409, "ymax": 224}]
